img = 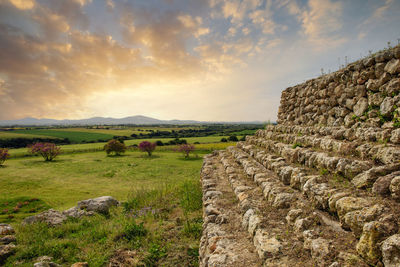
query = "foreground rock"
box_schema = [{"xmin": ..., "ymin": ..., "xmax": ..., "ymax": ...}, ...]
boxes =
[
  {"xmin": 23, "ymin": 209, "xmax": 68, "ymax": 226},
  {"xmin": 0, "ymin": 244, "xmax": 16, "ymax": 264},
  {"xmin": 77, "ymin": 196, "xmax": 119, "ymax": 214},
  {"xmin": 23, "ymin": 196, "xmax": 119, "ymax": 226}
]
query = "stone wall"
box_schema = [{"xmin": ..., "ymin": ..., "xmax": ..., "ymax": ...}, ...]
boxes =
[{"xmin": 278, "ymin": 44, "xmax": 400, "ymax": 130}]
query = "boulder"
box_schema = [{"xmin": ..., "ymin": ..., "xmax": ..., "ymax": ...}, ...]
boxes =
[
  {"xmin": 253, "ymin": 229, "xmax": 282, "ymax": 260},
  {"xmin": 352, "ymin": 164, "xmax": 400, "ymax": 188},
  {"xmin": 372, "ymin": 172, "xmax": 400, "ymax": 196},
  {"xmin": 0, "ymin": 235, "xmax": 16, "ymax": 245},
  {"xmin": 311, "ymin": 238, "xmax": 333, "ymax": 265},
  {"xmin": 391, "ymin": 129, "xmax": 400, "ymax": 144},
  {"xmin": 381, "ymin": 234, "xmax": 400, "ymax": 267},
  {"xmin": 23, "ymin": 209, "xmax": 67, "ymax": 226},
  {"xmin": 77, "ymin": 196, "xmax": 119, "ymax": 214},
  {"xmin": 380, "ymin": 97, "xmax": 395, "ymax": 117},
  {"xmin": 71, "ymin": 262, "xmax": 89, "ymax": 267},
  {"xmin": 63, "ymin": 207, "xmax": 95, "ymax": 218},
  {"xmin": 0, "ymin": 244, "xmax": 16, "ymax": 264},
  {"xmin": 0, "ymin": 224, "xmax": 14, "ymax": 235}
]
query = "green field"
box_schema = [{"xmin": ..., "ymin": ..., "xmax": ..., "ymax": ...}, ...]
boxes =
[
  {"xmin": 7, "ymin": 136, "xmax": 235, "ymax": 158},
  {"xmin": 12, "ymin": 129, "xmax": 114, "ymax": 143},
  {"xmin": 0, "ymin": 131, "xmax": 57, "ymax": 140},
  {"xmin": 1, "ymin": 151, "xmax": 204, "ymax": 266}
]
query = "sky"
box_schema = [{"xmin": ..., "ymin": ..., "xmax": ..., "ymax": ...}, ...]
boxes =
[{"xmin": 0, "ymin": 0, "xmax": 399, "ymax": 122}]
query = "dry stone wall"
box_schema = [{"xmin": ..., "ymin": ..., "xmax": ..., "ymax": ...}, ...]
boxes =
[
  {"xmin": 278, "ymin": 44, "xmax": 400, "ymax": 131},
  {"xmin": 200, "ymin": 44, "xmax": 400, "ymax": 267}
]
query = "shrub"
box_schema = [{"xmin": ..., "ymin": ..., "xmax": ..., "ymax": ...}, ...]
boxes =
[
  {"xmin": 0, "ymin": 148, "xmax": 10, "ymax": 166},
  {"xmin": 138, "ymin": 141, "xmax": 156, "ymax": 156},
  {"xmin": 220, "ymin": 138, "xmax": 227, "ymax": 142},
  {"xmin": 155, "ymin": 140, "xmax": 164, "ymax": 146},
  {"xmin": 228, "ymin": 135, "xmax": 238, "ymax": 141},
  {"xmin": 104, "ymin": 139, "xmax": 127, "ymax": 156},
  {"xmin": 28, "ymin": 143, "xmax": 61, "ymax": 161},
  {"xmin": 176, "ymin": 144, "xmax": 195, "ymax": 158}
]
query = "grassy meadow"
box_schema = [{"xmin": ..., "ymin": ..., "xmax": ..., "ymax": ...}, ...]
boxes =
[
  {"xmin": 7, "ymin": 136, "xmax": 235, "ymax": 158},
  {"xmin": 0, "ymin": 150, "xmax": 208, "ymax": 266}
]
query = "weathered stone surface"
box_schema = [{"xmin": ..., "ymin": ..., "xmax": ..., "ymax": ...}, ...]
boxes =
[
  {"xmin": 335, "ymin": 197, "xmax": 370, "ymax": 219},
  {"xmin": 391, "ymin": 129, "xmax": 400, "ymax": 144},
  {"xmin": 380, "ymin": 97, "xmax": 395, "ymax": 117},
  {"xmin": 63, "ymin": 207, "xmax": 95, "ymax": 218},
  {"xmin": 34, "ymin": 262, "xmax": 61, "ymax": 267},
  {"xmin": 286, "ymin": 209, "xmax": 303, "ymax": 224},
  {"xmin": 372, "ymin": 172, "xmax": 400, "ymax": 196},
  {"xmin": 253, "ymin": 229, "xmax": 282, "ymax": 260},
  {"xmin": 353, "ymin": 97, "xmax": 368, "ymax": 117},
  {"xmin": 0, "ymin": 224, "xmax": 14, "ymax": 236},
  {"xmin": 342, "ymin": 204, "xmax": 386, "ymax": 238},
  {"xmin": 384, "ymin": 58, "xmax": 400, "ymax": 75},
  {"xmin": 381, "ymin": 234, "xmax": 400, "ymax": 267},
  {"xmin": 23, "ymin": 209, "xmax": 67, "ymax": 226},
  {"xmin": 390, "ymin": 176, "xmax": 400, "ymax": 200},
  {"xmin": 352, "ymin": 164, "xmax": 400, "ymax": 188},
  {"xmin": 77, "ymin": 196, "xmax": 119, "ymax": 214},
  {"xmin": 0, "ymin": 235, "xmax": 16, "ymax": 245},
  {"xmin": 0, "ymin": 244, "xmax": 16, "ymax": 264},
  {"xmin": 311, "ymin": 238, "xmax": 332, "ymax": 265}
]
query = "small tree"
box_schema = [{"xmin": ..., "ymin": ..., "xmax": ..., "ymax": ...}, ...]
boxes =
[
  {"xmin": 104, "ymin": 139, "xmax": 127, "ymax": 156},
  {"xmin": 138, "ymin": 141, "xmax": 156, "ymax": 156},
  {"xmin": 0, "ymin": 148, "xmax": 10, "ymax": 166},
  {"xmin": 177, "ymin": 144, "xmax": 195, "ymax": 158},
  {"xmin": 29, "ymin": 143, "xmax": 61, "ymax": 161}
]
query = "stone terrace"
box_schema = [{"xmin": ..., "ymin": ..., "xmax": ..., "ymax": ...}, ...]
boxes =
[{"xmin": 199, "ymin": 44, "xmax": 400, "ymax": 266}]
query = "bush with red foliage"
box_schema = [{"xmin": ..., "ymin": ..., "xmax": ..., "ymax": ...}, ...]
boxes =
[
  {"xmin": 138, "ymin": 141, "xmax": 157, "ymax": 156},
  {"xmin": 28, "ymin": 142, "xmax": 61, "ymax": 161}
]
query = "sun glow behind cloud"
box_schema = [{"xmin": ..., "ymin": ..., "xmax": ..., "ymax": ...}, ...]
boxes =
[{"xmin": 0, "ymin": 0, "xmax": 399, "ymax": 121}]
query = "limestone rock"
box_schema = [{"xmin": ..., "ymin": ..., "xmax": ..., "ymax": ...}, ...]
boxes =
[
  {"xmin": 63, "ymin": 207, "xmax": 95, "ymax": 218},
  {"xmin": 335, "ymin": 197, "xmax": 370, "ymax": 219},
  {"xmin": 384, "ymin": 58, "xmax": 400, "ymax": 75},
  {"xmin": 311, "ymin": 238, "xmax": 333, "ymax": 265},
  {"xmin": 23, "ymin": 209, "xmax": 67, "ymax": 226},
  {"xmin": 0, "ymin": 224, "xmax": 14, "ymax": 235},
  {"xmin": 372, "ymin": 172, "xmax": 400, "ymax": 196},
  {"xmin": 352, "ymin": 164, "xmax": 400, "ymax": 189},
  {"xmin": 0, "ymin": 235, "xmax": 16, "ymax": 245},
  {"xmin": 253, "ymin": 229, "xmax": 282, "ymax": 260},
  {"xmin": 390, "ymin": 129, "xmax": 400, "ymax": 144},
  {"xmin": 0, "ymin": 244, "xmax": 16, "ymax": 263},
  {"xmin": 77, "ymin": 196, "xmax": 119, "ymax": 214},
  {"xmin": 381, "ymin": 234, "xmax": 400, "ymax": 267},
  {"xmin": 34, "ymin": 262, "xmax": 61, "ymax": 267},
  {"xmin": 353, "ymin": 98, "xmax": 368, "ymax": 116},
  {"xmin": 380, "ymin": 97, "xmax": 395, "ymax": 117},
  {"xmin": 390, "ymin": 176, "xmax": 400, "ymax": 200}
]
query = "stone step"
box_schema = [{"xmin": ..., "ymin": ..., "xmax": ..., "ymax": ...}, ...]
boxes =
[
  {"xmin": 219, "ymin": 151, "xmax": 367, "ymax": 267},
  {"xmin": 254, "ymin": 129, "xmax": 400, "ymax": 165},
  {"xmin": 263, "ymin": 124, "xmax": 400, "ymax": 145},
  {"xmin": 244, "ymin": 137, "xmax": 400, "ymax": 195},
  {"xmin": 199, "ymin": 154, "xmax": 262, "ymax": 267},
  {"xmin": 226, "ymin": 145, "xmax": 400, "ymax": 265}
]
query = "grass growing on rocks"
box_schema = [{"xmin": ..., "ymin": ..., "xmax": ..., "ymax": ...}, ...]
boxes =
[{"xmin": 5, "ymin": 181, "xmax": 202, "ymax": 266}]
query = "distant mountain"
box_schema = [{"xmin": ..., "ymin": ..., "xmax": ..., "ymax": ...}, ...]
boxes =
[
  {"xmin": 0, "ymin": 115, "xmax": 204, "ymax": 126},
  {"xmin": 0, "ymin": 115, "xmax": 268, "ymax": 126}
]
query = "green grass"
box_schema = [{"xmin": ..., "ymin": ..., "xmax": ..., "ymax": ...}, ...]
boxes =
[
  {"xmin": 7, "ymin": 136, "xmax": 235, "ymax": 158},
  {"xmin": 0, "ymin": 151, "xmax": 204, "ymax": 215},
  {"xmin": 12, "ymin": 129, "xmax": 114, "ymax": 143},
  {"xmin": 0, "ymin": 131, "xmax": 57, "ymax": 140},
  {"xmin": 229, "ymin": 129, "xmax": 259, "ymax": 135},
  {"xmin": 1, "ymin": 151, "xmax": 203, "ymax": 266}
]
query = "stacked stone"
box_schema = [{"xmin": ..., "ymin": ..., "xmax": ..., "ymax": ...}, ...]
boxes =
[
  {"xmin": 278, "ymin": 44, "xmax": 400, "ymax": 132},
  {"xmin": 0, "ymin": 224, "xmax": 16, "ymax": 264},
  {"xmin": 200, "ymin": 44, "xmax": 400, "ymax": 266}
]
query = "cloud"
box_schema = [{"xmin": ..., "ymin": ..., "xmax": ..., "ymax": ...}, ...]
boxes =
[
  {"xmin": 7, "ymin": 0, "xmax": 35, "ymax": 10},
  {"xmin": 283, "ymin": 0, "xmax": 346, "ymax": 48}
]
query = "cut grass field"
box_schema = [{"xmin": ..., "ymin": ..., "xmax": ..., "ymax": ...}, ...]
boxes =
[
  {"xmin": 7, "ymin": 136, "xmax": 236, "ymax": 158},
  {"xmin": 12, "ymin": 129, "xmax": 114, "ymax": 143},
  {"xmin": 1, "ymin": 151, "xmax": 204, "ymax": 266}
]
